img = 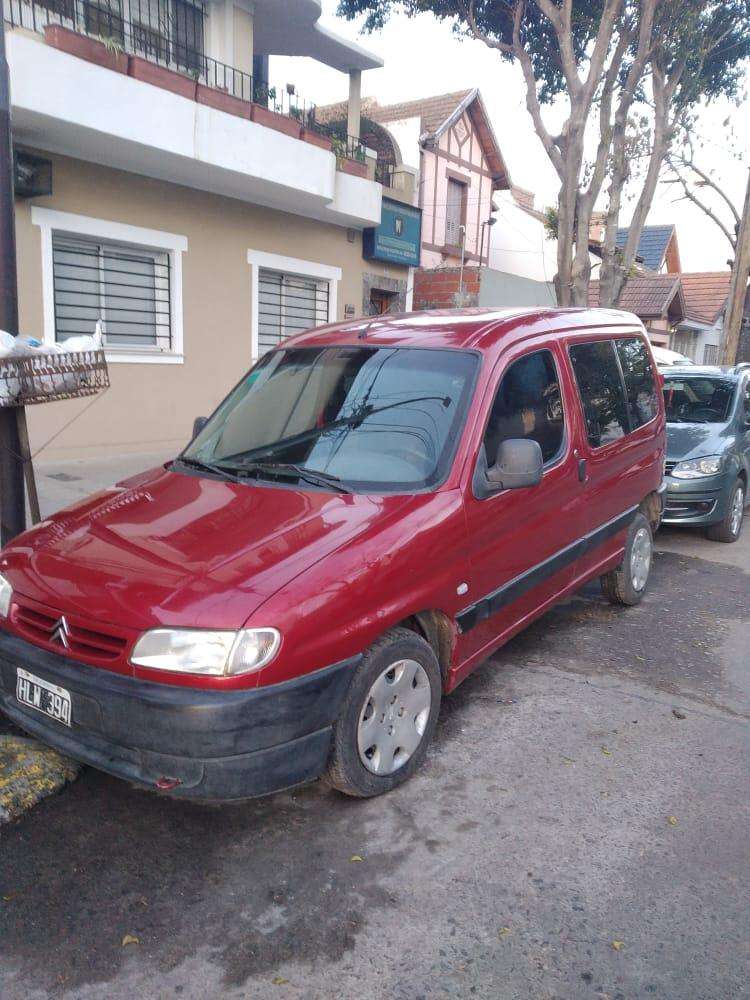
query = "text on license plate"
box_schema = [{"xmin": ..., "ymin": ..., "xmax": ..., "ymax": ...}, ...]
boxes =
[{"xmin": 16, "ymin": 667, "xmax": 72, "ymax": 727}]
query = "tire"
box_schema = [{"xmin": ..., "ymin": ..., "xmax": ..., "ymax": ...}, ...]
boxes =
[
  {"xmin": 706, "ymin": 478, "xmax": 745, "ymax": 543},
  {"xmin": 326, "ymin": 627, "xmax": 442, "ymax": 798},
  {"xmin": 600, "ymin": 511, "xmax": 653, "ymax": 607}
]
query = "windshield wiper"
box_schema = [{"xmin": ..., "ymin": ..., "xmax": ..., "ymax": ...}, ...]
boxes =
[
  {"xmin": 225, "ymin": 395, "xmax": 453, "ymax": 465},
  {"xmin": 178, "ymin": 456, "xmax": 246, "ymax": 484},
  {"xmin": 241, "ymin": 461, "xmax": 352, "ymax": 494}
]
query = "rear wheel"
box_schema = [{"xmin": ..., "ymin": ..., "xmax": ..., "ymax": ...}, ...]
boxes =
[
  {"xmin": 706, "ymin": 479, "xmax": 745, "ymax": 543},
  {"xmin": 326, "ymin": 627, "xmax": 441, "ymax": 798},
  {"xmin": 601, "ymin": 512, "xmax": 653, "ymax": 607}
]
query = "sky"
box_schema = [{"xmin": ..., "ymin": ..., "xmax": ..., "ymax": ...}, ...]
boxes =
[{"xmin": 273, "ymin": 1, "xmax": 750, "ymax": 273}]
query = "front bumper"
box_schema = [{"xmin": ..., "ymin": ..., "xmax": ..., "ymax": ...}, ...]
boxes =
[
  {"xmin": 662, "ymin": 472, "xmax": 730, "ymax": 527},
  {"xmin": 0, "ymin": 630, "xmax": 359, "ymax": 801}
]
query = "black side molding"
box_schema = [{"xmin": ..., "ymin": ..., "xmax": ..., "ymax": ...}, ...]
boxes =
[{"xmin": 456, "ymin": 506, "xmax": 638, "ymax": 633}]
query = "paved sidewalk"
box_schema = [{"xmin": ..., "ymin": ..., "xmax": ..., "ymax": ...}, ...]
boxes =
[{"xmin": 34, "ymin": 450, "xmax": 175, "ymax": 520}]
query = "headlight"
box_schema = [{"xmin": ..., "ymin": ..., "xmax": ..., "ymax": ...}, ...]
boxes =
[
  {"xmin": 131, "ymin": 627, "xmax": 280, "ymax": 676},
  {"xmin": 0, "ymin": 573, "xmax": 12, "ymax": 618},
  {"xmin": 671, "ymin": 455, "xmax": 723, "ymax": 479}
]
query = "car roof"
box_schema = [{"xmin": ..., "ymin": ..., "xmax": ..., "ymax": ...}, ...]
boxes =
[
  {"xmin": 282, "ymin": 307, "xmax": 644, "ymax": 355},
  {"xmin": 661, "ymin": 365, "xmax": 739, "ymax": 380}
]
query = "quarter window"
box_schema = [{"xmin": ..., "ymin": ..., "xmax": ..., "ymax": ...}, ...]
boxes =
[
  {"xmin": 483, "ymin": 349, "xmax": 565, "ymax": 466},
  {"xmin": 569, "ymin": 341, "xmax": 629, "ymax": 447},
  {"xmin": 615, "ymin": 338, "xmax": 658, "ymax": 429}
]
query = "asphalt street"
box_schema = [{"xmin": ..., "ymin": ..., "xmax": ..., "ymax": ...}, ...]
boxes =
[{"xmin": 0, "ymin": 523, "xmax": 748, "ymax": 1000}]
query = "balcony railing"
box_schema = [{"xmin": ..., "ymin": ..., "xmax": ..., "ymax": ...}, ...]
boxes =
[{"xmin": 3, "ymin": 0, "xmax": 371, "ymax": 166}]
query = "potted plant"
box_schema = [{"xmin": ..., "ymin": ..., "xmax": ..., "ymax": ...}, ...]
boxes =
[
  {"xmin": 44, "ymin": 25, "xmax": 129, "ymax": 74},
  {"xmin": 128, "ymin": 54, "xmax": 198, "ymax": 100},
  {"xmin": 250, "ymin": 94, "xmax": 302, "ymax": 138},
  {"xmin": 196, "ymin": 81, "xmax": 252, "ymax": 119},
  {"xmin": 331, "ymin": 136, "xmax": 368, "ymax": 177},
  {"xmin": 301, "ymin": 126, "xmax": 333, "ymax": 152}
]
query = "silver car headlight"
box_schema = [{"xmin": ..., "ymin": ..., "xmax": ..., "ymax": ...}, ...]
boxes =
[
  {"xmin": 671, "ymin": 455, "xmax": 723, "ymax": 479},
  {"xmin": 131, "ymin": 627, "xmax": 280, "ymax": 676},
  {"xmin": 0, "ymin": 573, "xmax": 12, "ymax": 618}
]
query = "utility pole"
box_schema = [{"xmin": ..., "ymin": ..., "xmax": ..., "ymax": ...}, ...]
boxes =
[
  {"xmin": 0, "ymin": 19, "xmax": 26, "ymax": 543},
  {"xmin": 721, "ymin": 169, "xmax": 750, "ymax": 366}
]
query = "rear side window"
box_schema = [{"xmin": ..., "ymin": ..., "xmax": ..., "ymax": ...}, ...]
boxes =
[
  {"xmin": 483, "ymin": 349, "xmax": 565, "ymax": 465},
  {"xmin": 569, "ymin": 341, "xmax": 628, "ymax": 448},
  {"xmin": 616, "ymin": 338, "xmax": 658, "ymax": 428}
]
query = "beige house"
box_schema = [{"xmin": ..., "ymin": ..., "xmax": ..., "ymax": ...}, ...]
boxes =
[{"xmin": 5, "ymin": 0, "xmax": 412, "ymax": 459}]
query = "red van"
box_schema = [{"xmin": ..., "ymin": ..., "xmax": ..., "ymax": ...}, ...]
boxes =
[{"xmin": 0, "ymin": 309, "xmax": 665, "ymax": 800}]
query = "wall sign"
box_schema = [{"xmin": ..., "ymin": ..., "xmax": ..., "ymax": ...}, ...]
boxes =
[{"xmin": 363, "ymin": 199, "xmax": 422, "ymax": 267}]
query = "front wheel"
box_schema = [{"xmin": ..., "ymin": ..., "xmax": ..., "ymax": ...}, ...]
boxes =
[
  {"xmin": 706, "ymin": 479, "xmax": 745, "ymax": 543},
  {"xmin": 601, "ymin": 511, "xmax": 653, "ymax": 606},
  {"xmin": 326, "ymin": 627, "xmax": 442, "ymax": 798}
]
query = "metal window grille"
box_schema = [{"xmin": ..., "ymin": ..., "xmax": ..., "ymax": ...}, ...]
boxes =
[
  {"xmin": 445, "ymin": 178, "xmax": 465, "ymax": 245},
  {"xmin": 257, "ymin": 269, "xmax": 330, "ymax": 357},
  {"xmin": 703, "ymin": 344, "xmax": 719, "ymax": 365},
  {"xmin": 52, "ymin": 234, "xmax": 172, "ymax": 350}
]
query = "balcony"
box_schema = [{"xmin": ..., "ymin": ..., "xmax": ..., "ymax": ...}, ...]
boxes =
[{"xmin": 3, "ymin": 0, "xmax": 387, "ymax": 227}]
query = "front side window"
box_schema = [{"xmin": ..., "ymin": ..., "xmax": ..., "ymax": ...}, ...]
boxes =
[
  {"xmin": 569, "ymin": 341, "xmax": 629, "ymax": 447},
  {"xmin": 483, "ymin": 350, "xmax": 564, "ymax": 467},
  {"xmin": 616, "ymin": 337, "xmax": 658, "ymax": 429},
  {"xmin": 184, "ymin": 346, "xmax": 478, "ymax": 491},
  {"xmin": 52, "ymin": 234, "xmax": 172, "ymax": 351},
  {"xmin": 662, "ymin": 376, "xmax": 736, "ymax": 424}
]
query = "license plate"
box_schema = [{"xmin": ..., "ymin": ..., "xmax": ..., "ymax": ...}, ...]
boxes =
[{"xmin": 16, "ymin": 667, "xmax": 72, "ymax": 727}]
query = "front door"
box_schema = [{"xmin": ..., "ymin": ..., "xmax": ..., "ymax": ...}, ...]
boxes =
[{"xmin": 456, "ymin": 343, "xmax": 586, "ymax": 676}]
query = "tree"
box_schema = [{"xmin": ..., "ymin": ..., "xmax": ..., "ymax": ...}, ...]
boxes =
[
  {"xmin": 338, "ymin": 0, "xmax": 750, "ymax": 307},
  {"xmin": 665, "ymin": 132, "xmax": 742, "ymax": 257}
]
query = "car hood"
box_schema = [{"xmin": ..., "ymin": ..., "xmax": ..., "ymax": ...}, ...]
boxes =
[
  {"xmin": 666, "ymin": 421, "xmax": 734, "ymax": 463},
  {"xmin": 0, "ymin": 465, "xmax": 413, "ymax": 631}
]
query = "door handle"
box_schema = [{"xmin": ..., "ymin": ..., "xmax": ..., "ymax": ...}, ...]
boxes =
[{"xmin": 574, "ymin": 449, "xmax": 587, "ymax": 483}]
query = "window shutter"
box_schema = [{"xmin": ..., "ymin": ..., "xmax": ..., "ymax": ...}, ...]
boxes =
[
  {"xmin": 51, "ymin": 234, "xmax": 172, "ymax": 350},
  {"xmin": 257, "ymin": 268, "xmax": 330, "ymax": 357}
]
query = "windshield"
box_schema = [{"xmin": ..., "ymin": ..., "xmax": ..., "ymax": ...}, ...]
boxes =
[
  {"xmin": 662, "ymin": 376, "xmax": 736, "ymax": 424},
  {"xmin": 183, "ymin": 346, "xmax": 478, "ymax": 491}
]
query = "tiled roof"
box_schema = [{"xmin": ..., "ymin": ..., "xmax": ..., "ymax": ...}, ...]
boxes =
[
  {"xmin": 366, "ymin": 90, "xmax": 474, "ymax": 138},
  {"xmin": 316, "ymin": 89, "xmax": 510, "ymax": 187},
  {"xmin": 588, "ymin": 274, "xmax": 684, "ymax": 319},
  {"xmin": 615, "ymin": 224, "xmax": 675, "ymax": 272},
  {"xmin": 679, "ymin": 272, "xmax": 732, "ymax": 325}
]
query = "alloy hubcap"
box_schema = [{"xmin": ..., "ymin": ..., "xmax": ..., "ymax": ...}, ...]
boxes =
[
  {"xmin": 730, "ymin": 488, "xmax": 744, "ymax": 537},
  {"xmin": 630, "ymin": 527, "xmax": 652, "ymax": 592},
  {"xmin": 357, "ymin": 659, "xmax": 431, "ymax": 775}
]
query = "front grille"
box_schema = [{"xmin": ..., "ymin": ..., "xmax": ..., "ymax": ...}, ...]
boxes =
[
  {"xmin": 12, "ymin": 598, "xmax": 128, "ymax": 662},
  {"xmin": 665, "ymin": 461, "xmax": 677, "ymax": 475}
]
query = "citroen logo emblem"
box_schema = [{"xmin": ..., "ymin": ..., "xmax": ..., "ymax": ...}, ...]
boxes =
[{"xmin": 51, "ymin": 616, "xmax": 71, "ymax": 649}]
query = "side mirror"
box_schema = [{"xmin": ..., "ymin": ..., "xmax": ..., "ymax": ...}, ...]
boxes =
[
  {"xmin": 192, "ymin": 416, "xmax": 208, "ymax": 438},
  {"xmin": 487, "ymin": 438, "xmax": 544, "ymax": 490}
]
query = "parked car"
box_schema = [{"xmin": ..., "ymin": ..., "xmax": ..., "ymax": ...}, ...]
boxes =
[
  {"xmin": 662, "ymin": 365, "xmax": 750, "ymax": 541},
  {"xmin": 0, "ymin": 309, "xmax": 665, "ymax": 801},
  {"xmin": 651, "ymin": 345, "xmax": 695, "ymax": 368}
]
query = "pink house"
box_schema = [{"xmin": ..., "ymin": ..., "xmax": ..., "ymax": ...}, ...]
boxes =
[{"xmin": 367, "ymin": 89, "xmax": 512, "ymax": 267}]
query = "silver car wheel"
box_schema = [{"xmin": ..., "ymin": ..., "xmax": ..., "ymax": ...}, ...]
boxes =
[
  {"xmin": 357, "ymin": 658, "xmax": 432, "ymax": 775},
  {"xmin": 730, "ymin": 487, "xmax": 744, "ymax": 537},
  {"xmin": 630, "ymin": 526, "xmax": 652, "ymax": 592}
]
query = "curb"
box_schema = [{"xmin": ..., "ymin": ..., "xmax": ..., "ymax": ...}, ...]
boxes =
[{"xmin": 0, "ymin": 734, "xmax": 81, "ymax": 824}]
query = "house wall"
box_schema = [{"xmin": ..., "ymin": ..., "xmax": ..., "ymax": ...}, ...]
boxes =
[
  {"xmin": 478, "ymin": 268, "xmax": 556, "ymax": 308},
  {"xmin": 672, "ymin": 320, "xmax": 723, "ymax": 364},
  {"xmin": 14, "ymin": 153, "xmax": 407, "ymax": 459},
  {"xmin": 420, "ymin": 108, "xmax": 494, "ymax": 268}
]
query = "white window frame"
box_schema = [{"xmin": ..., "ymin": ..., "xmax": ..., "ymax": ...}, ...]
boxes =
[
  {"xmin": 32, "ymin": 207, "xmax": 187, "ymax": 365},
  {"xmin": 247, "ymin": 250, "xmax": 341, "ymax": 362}
]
